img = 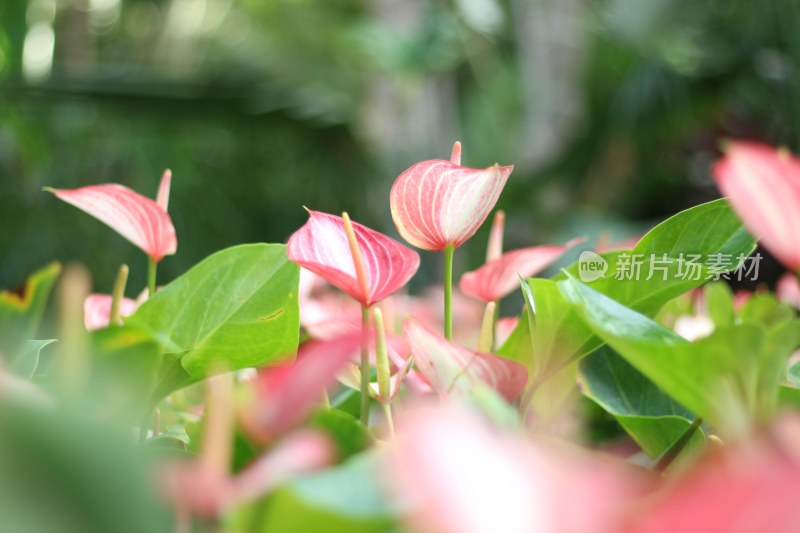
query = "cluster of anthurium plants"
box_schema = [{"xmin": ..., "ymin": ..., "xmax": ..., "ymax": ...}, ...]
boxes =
[{"xmin": 4, "ymin": 140, "xmax": 800, "ymax": 532}]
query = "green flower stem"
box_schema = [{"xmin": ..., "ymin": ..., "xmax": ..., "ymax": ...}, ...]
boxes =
[
  {"xmin": 443, "ymin": 243, "xmax": 455, "ymax": 340},
  {"xmin": 477, "ymin": 301, "xmax": 497, "ymax": 353},
  {"xmin": 147, "ymin": 257, "xmax": 157, "ymax": 298},
  {"xmin": 360, "ymin": 305, "xmax": 371, "ymax": 425},
  {"xmin": 109, "ymin": 264, "xmax": 129, "ymax": 326},
  {"xmin": 382, "ymin": 403, "xmax": 395, "ymax": 437}
]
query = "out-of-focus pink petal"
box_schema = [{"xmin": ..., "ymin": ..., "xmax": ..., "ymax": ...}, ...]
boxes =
[
  {"xmin": 712, "ymin": 142, "xmax": 800, "ymax": 271},
  {"xmin": 777, "ymin": 273, "xmax": 800, "ymax": 309},
  {"xmin": 299, "ymin": 289, "xmax": 362, "ymax": 340},
  {"xmin": 230, "ymin": 430, "xmax": 334, "ymax": 506},
  {"xmin": 626, "ymin": 415, "xmax": 800, "ymax": 533},
  {"xmin": 287, "ymin": 210, "xmax": 420, "ymax": 307},
  {"xmin": 241, "ymin": 332, "xmax": 364, "ymax": 443},
  {"xmin": 495, "ymin": 316, "xmax": 519, "ymax": 347},
  {"xmin": 48, "ymin": 184, "xmax": 177, "ymax": 261},
  {"xmin": 403, "ymin": 319, "xmax": 527, "ymax": 401},
  {"xmin": 389, "ymin": 405, "xmax": 644, "ymax": 533},
  {"xmin": 83, "ymin": 294, "xmax": 138, "ymax": 331},
  {"xmin": 460, "ymin": 238, "xmax": 583, "ymax": 302},
  {"xmin": 390, "ymin": 157, "xmax": 513, "ymax": 251},
  {"xmin": 156, "ymin": 169, "xmax": 171, "ymax": 212}
]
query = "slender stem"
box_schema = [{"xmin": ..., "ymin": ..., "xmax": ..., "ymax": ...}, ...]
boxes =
[
  {"xmin": 109, "ymin": 264, "xmax": 129, "ymax": 326},
  {"xmin": 655, "ymin": 417, "xmax": 703, "ymax": 473},
  {"xmin": 477, "ymin": 301, "xmax": 497, "ymax": 353},
  {"xmin": 147, "ymin": 257, "xmax": 157, "ymax": 298},
  {"xmin": 360, "ymin": 305, "xmax": 371, "ymax": 425},
  {"xmin": 382, "ymin": 403, "xmax": 395, "ymax": 438},
  {"xmin": 443, "ymin": 243, "xmax": 455, "ymax": 340}
]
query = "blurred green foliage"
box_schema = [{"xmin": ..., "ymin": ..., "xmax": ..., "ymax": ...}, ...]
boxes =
[{"xmin": 1, "ymin": 0, "xmax": 799, "ymax": 291}]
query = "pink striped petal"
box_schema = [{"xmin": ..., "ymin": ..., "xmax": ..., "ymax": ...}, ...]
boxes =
[
  {"xmin": 459, "ymin": 238, "xmax": 583, "ymax": 302},
  {"xmin": 241, "ymin": 332, "xmax": 364, "ymax": 443},
  {"xmin": 83, "ymin": 294, "xmax": 138, "ymax": 331},
  {"xmin": 712, "ymin": 142, "xmax": 800, "ymax": 271},
  {"xmin": 390, "ymin": 158, "xmax": 513, "ymax": 251},
  {"xmin": 48, "ymin": 184, "xmax": 177, "ymax": 261},
  {"xmin": 403, "ymin": 318, "xmax": 527, "ymax": 401},
  {"xmin": 287, "ymin": 210, "xmax": 420, "ymax": 307},
  {"xmin": 777, "ymin": 273, "xmax": 800, "ymax": 309}
]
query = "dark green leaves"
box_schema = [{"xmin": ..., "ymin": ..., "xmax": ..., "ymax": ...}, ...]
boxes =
[
  {"xmin": 579, "ymin": 347, "xmax": 704, "ymax": 458},
  {"xmin": 128, "ymin": 244, "xmax": 300, "ymax": 385}
]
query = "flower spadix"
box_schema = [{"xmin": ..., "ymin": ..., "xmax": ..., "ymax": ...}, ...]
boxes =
[
  {"xmin": 712, "ymin": 141, "xmax": 800, "ymax": 272},
  {"xmin": 46, "ymin": 171, "xmax": 176, "ymax": 262},
  {"xmin": 390, "ymin": 143, "xmax": 513, "ymax": 251},
  {"xmin": 287, "ymin": 209, "xmax": 420, "ymax": 307}
]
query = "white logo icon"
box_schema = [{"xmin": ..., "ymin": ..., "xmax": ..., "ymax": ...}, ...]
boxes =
[{"xmin": 578, "ymin": 251, "xmax": 608, "ymax": 282}]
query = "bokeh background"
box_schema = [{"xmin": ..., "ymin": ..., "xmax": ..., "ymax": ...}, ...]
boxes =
[{"xmin": 2, "ymin": 0, "xmax": 799, "ymax": 293}]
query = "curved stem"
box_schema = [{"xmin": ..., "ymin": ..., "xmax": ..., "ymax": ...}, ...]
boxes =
[
  {"xmin": 383, "ymin": 403, "xmax": 395, "ymax": 438},
  {"xmin": 147, "ymin": 257, "xmax": 157, "ymax": 298},
  {"xmin": 109, "ymin": 264, "xmax": 129, "ymax": 326},
  {"xmin": 360, "ymin": 305, "xmax": 371, "ymax": 425},
  {"xmin": 443, "ymin": 243, "xmax": 455, "ymax": 340}
]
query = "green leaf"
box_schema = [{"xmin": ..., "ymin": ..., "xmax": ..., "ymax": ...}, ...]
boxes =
[
  {"xmin": 0, "ymin": 263, "xmax": 60, "ymax": 360},
  {"xmin": 705, "ymin": 282, "xmax": 735, "ymax": 328},
  {"xmin": 560, "ymin": 275, "xmax": 768, "ymax": 434},
  {"xmin": 232, "ymin": 453, "xmax": 395, "ymax": 533},
  {"xmin": 498, "ymin": 199, "xmax": 756, "ymax": 378},
  {"xmin": 579, "ymin": 347, "xmax": 704, "ymax": 458},
  {"xmin": 86, "ymin": 325, "xmax": 163, "ymax": 416},
  {"xmin": 128, "ymin": 244, "xmax": 300, "ymax": 383},
  {"xmin": 9, "ymin": 339, "xmax": 56, "ymax": 379}
]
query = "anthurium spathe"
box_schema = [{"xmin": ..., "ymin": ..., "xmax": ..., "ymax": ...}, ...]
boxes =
[
  {"xmin": 287, "ymin": 209, "xmax": 419, "ymax": 307},
  {"xmin": 390, "ymin": 145, "xmax": 513, "ymax": 252},
  {"xmin": 83, "ymin": 294, "xmax": 138, "ymax": 331},
  {"xmin": 712, "ymin": 141, "xmax": 800, "ymax": 271},
  {"xmin": 46, "ymin": 181, "xmax": 177, "ymax": 262},
  {"xmin": 460, "ymin": 238, "xmax": 583, "ymax": 303},
  {"xmin": 404, "ymin": 318, "xmax": 527, "ymax": 401}
]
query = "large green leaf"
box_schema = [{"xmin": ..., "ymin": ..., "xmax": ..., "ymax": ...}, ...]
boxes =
[
  {"xmin": 560, "ymin": 276, "xmax": 775, "ymax": 435},
  {"xmin": 498, "ymin": 199, "xmax": 756, "ymax": 379},
  {"xmin": 0, "ymin": 263, "xmax": 60, "ymax": 361},
  {"xmin": 232, "ymin": 453, "xmax": 396, "ymax": 533},
  {"xmin": 579, "ymin": 347, "xmax": 704, "ymax": 458},
  {"xmin": 128, "ymin": 244, "xmax": 300, "ymax": 383}
]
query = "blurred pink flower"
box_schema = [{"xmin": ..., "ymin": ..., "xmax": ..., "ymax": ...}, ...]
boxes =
[
  {"xmin": 390, "ymin": 145, "xmax": 513, "ymax": 251},
  {"xmin": 626, "ymin": 415, "xmax": 800, "ymax": 533},
  {"xmin": 712, "ymin": 141, "xmax": 800, "ymax": 271},
  {"xmin": 389, "ymin": 405, "xmax": 646, "ymax": 533},
  {"xmin": 240, "ymin": 332, "xmax": 364, "ymax": 443},
  {"xmin": 288, "ymin": 210, "xmax": 419, "ymax": 307},
  {"xmin": 403, "ymin": 318, "xmax": 527, "ymax": 401}
]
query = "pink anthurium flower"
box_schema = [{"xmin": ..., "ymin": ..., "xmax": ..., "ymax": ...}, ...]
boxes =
[
  {"xmin": 390, "ymin": 147, "xmax": 513, "ymax": 252},
  {"xmin": 403, "ymin": 318, "xmax": 527, "ymax": 401},
  {"xmin": 46, "ymin": 176, "xmax": 177, "ymax": 262},
  {"xmin": 712, "ymin": 141, "xmax": 800, "ymax": 271},
  {"xmin": 287, "ymin": 210, "xmax": 420, "ymax": 307},
  {"xmin": 83, "ymin": 294, "xmax": 138, "ymax": 331},
  {"xmin": 240, "ymin": 332, "xmax": 364, "ymax": 444},
  {"xmin": 459, "ymin": 238, "xmax": 583, "ymax": 303}
]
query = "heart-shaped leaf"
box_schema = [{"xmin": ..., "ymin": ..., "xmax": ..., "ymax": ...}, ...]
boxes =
[
  {"xmin": 128, "ymin": 244, "xmax": 300, "ymax": 388},
  {"xmin": 579, "ymin": 347, "xmax": 704, "ymax": 458}
]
